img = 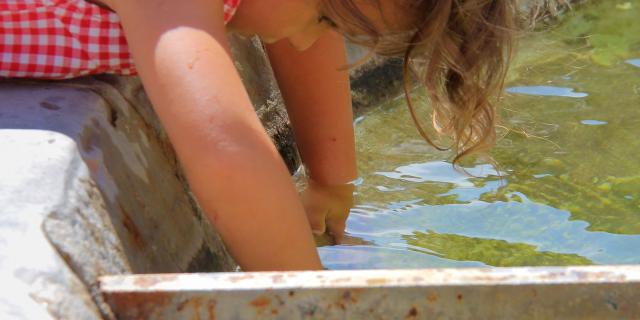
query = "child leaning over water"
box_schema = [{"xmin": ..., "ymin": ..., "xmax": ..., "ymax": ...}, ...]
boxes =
[{"xmin": 1, "ymin": 0, "xmax": 517, "ymax": 270}]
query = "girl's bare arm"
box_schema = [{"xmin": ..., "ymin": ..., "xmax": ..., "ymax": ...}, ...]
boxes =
[
  {"xmin": 266, "ymin": 32, "xmax": 357, "ymax": 240},
  {"xmin": 266, "ymin": 31, "xmax": 357, "ymax": 186},
  {"xmin": 111, "ymin": 0, "xmax": 321, "ymax": 271}
]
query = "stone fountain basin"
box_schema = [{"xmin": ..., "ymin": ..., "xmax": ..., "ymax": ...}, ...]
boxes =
[{"xmin": 4, "ymin": 6, "xmax": 637, "ymax": 317}]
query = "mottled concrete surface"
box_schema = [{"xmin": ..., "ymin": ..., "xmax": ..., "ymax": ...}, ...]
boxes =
[{"xmin": 0, "ymin": 130, "xmax": 110, "ymax": 319}]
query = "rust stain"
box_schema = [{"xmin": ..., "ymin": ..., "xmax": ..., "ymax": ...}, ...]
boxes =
[
  {"xmin": 176, "ymin": 299, "xmax": 189, "ymax": 312},
  {"xmin": 271, "ymin": 308, "xmax": 278, "ymax": 315},
  {"xmin": 342, "ymin": 290, "xmax": 358, "ymax": 304},
  {"xmin": 271, "ymin": 274, "xmax": 285, "ymax": 284},
  {"xmin": 366, "ymin": 278, "xmax": 388, "ymax": 286},
  {"xmin": 133, "ymin": 274, "xmax": 177, "ymax": 288},
  {"xmin": 207, "ymin": 300, "xmax": 216, "ymax": 320},
  {"xmin": 119, "ymin": 204, "xmax": 145, "ymax": 248},
  {"xmin": 108, "ymin": 292, "xmax": 171, "ymax": 320},
  {"xmin": 405, "ymin": 306, "xmax": 418, "ymax": 318},
  {"xmin": 229, "ymin": 274, "xmax": 255, "ymax": 283},
  {"xmin": 426, "ymin": 292, "xmax": 438, "ymax": 303},
  {"xmin": 288, "ymin": 291, "xmax": 295, "ymax": 297},
  {"xmin": 457, "ymin": 294, "xmax": 463, "ymax": 302},
  {"xmin": 191, "ymin": 297, "xmax": 203, "ymax": 319},
  {"xmin": 250, "ymin": 296, "xmax": 271, "ymax": 308},
  {"xmin": 335, "ymin": 289, "xmax": 358, "ymax": 311},
  {"xmin": 251, "ymin": 295, "xmax": 271, "ymax": 317}
]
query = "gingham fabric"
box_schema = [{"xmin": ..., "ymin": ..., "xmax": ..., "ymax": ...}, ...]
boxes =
[{"xmin": 0, "ymin": 0, "xmax": 241, "ymax": 79}]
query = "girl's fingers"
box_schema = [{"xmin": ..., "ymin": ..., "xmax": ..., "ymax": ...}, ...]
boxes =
[
  {"xmin": 307, "ymin": 207, "xmax": 328, "ymax": 235},
  {"xmin": 327, "ymin": 220, "xmax": 345, "ymax": 244},
  {"xmin": 326, "ymin": 207, "xmax": 349, "ymax": 244}
]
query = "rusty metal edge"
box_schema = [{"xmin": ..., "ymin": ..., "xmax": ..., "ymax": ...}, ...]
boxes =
[{"xmin": 99, "ymin": 265, "xmax": 640, "ymax": 293}]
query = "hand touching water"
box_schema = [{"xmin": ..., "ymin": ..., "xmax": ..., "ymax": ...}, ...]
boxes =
[
  {"xmin": 301, "ymin": 179, "xmax": 355, "ymax": 244},
  {"xmin": 266, "ymin": 33, "xmax": 356, "ymax": 247}
]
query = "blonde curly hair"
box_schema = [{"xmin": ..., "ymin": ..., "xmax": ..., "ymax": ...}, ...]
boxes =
[{"xmin": 322, "ymin": 0, "xmax": 564, "ymax": 165}]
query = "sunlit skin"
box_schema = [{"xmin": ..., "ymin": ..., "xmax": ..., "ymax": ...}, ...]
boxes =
[
  {"xmin": 226, "ymin": 0, "xmax": 329, "ymax": 50},
  {"xmin": 228, "ymin": 0, "xmax": 410, "ymax": 49},
  {"xmin": 92, "ymin": 0, "xmax": 402, "ymax": 271}
]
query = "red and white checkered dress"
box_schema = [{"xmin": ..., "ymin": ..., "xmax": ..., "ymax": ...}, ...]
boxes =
[{"xmin": 0, "ymin": 0, "xmax": 241, "ymax": 79}]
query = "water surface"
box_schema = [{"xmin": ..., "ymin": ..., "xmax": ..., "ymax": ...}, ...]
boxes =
[{"xmin": 319, "ymin": 1, "xmax": 640, "ymax": 269}]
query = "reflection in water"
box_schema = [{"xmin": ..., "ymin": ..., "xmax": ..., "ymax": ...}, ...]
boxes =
[
  {"xmin": 319, "ymin": 195, "xmax": 640, "ymax": 270},
  {"xmin": 626, "ymin": 59, "xmax": 640, "ymax": 68},
  {"xmin": 320, "ymin": 246, "xmax": 486, "ymax": 270},
  {"xmin": 580, "ymin": 120, "xmax": 608, "ymax": 126},
  {"xmin": 403, "ymin": 230, "xmax": 592, "ymax": 267},
  {"xmin": 319, "ymin": 0, "xmax": 640, "ymax": 270},
  {"xmin": 376, "ymin": 161, "xmax": 499, "ymax": 186},
  {"xmin": 506, "ymin": 86, "xmax": 588, "ymax": 98},
  {"xmin": 319, "ymin": 245, "xmax": 484, "ymax": 270}
]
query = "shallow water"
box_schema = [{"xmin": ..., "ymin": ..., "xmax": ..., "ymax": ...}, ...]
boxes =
[{"xmin": 319, "ymin": 1, "xmax": 640, "ymax": 269}]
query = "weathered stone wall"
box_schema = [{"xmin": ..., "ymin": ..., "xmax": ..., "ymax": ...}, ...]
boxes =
[
  {"xmin": 0, "ymin": 79, "xmax": 239, "ymax": 319},
  {"xmin": 0, "ymin": 129, "xmax": 118, "ymax": 319}
]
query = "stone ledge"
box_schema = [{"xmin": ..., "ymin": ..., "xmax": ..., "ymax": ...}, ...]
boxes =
[
  {"xmin": 0, "ymin": 81, "xmax": 236, "ymax": 319},
  {"xmin": 0, "ymin": 130, "xmax": 113, "ymax": 319},
  {"xmin": 100, "ymin": 265, "xmax": 640, "ymax": 319}
]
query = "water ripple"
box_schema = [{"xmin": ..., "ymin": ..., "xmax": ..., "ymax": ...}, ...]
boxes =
[
  {"xmin": 375, "ymin": 161, "xmax": 498, "ymax": 187},
  {"xmin": 506, "ymin": 86, "xmax": 588, "ymax": 98},
  {"xmin": 626, "ymin": 59, "xmax": 640, "ymax": 68},
  {"xmin": 580, "ymin": 120, "xmax": 608, "ymax": 126}
]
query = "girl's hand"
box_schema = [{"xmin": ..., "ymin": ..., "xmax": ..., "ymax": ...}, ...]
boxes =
[
  {"xmin": 301, "ymin": 180, "xmax": 354, "ymax": 244},
  {"xmin": 267, "ymin": 32, "xmax": 357, "ymax": 245}
]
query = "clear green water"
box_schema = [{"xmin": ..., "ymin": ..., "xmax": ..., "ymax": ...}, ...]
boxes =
[{"xmin": 319, "ymin": 1, "xmax": 640, "ymax": 269}]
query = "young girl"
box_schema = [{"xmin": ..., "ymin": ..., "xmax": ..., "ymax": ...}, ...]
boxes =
[{"xmin": 1, "ymin": 0, "xmax": 516, "ymax": 271}]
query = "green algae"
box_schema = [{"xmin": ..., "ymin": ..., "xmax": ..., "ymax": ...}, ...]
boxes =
[
  {"xmin": 404, "ymin": 230, "xmax": 592, "ymax": 267},
  {"xmin": 488, "ymin": 0, "xmax": 640, "ymax": 234},
  {"xmin": 554, "ymin": 0, "xmax": 640, "ymax": 66},
  {"xmin": 320, "ymin": 0, "xmax": 640, "ymax": 269}
]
